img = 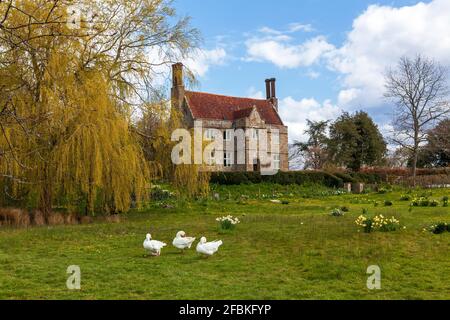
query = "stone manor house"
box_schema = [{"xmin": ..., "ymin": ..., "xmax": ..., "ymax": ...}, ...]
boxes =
[{"xmin": 171, "ymin": 63, "xmax": 288, "ymax": 172}]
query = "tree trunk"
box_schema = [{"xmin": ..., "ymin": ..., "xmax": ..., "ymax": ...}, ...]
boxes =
[
  {"xmin": 39, "ymin": 165, "xmax": 53, "ymax": 223},
  {"xmin": 412, "ymin": 147, "xmax": 419, "ymax": 187}
]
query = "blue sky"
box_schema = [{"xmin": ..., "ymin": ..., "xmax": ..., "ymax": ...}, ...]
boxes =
[{"xmin": 173, "ymin": 0, "xmax": 449, "ymax": 142}]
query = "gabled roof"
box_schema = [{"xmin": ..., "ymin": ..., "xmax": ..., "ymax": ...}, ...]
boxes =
[{"xmin": 184, "ymin": 91, "xmax": 284, "ymax": 126}]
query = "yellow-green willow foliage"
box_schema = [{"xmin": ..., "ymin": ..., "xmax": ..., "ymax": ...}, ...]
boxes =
[
  {"xmin": 50, "ymin": 70, "xmax": 150, "ymax": 215},
  {"xmin": 173, "ymin": 126, "xmax": 211, "ymax": 199},
  {"xmin": 1, "ymin": 0, "xmax": 199, "ymax": 215},
  {"xmin": 173, "ymin": 164, "xmax": 210, "ymax": 199},
  {"xmin": 1, "ymin": 51, "xmax": 150, "ymax": 215},
  {"xmin": 137, "ymin": 103, "xmax": 210, "ymax": 199}
]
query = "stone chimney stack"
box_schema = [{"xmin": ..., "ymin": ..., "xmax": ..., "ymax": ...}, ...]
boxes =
[
  {"xmin": 265, "ymin": 78, "xmax": 278, "ymax": 112},
  {"xmin": 270, "ymin": 78, "xmax": 276, "ymax": 99},
  {"xmin": 171, "ymin": 63, "xmax": 185, "ymax": 111},
  {"xmin": 265, "ymin": 79, "xmax": 271, "ymax": 99}
]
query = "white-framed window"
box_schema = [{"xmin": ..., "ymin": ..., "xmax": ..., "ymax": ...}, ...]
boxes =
[
  {"xmin": 252, "ymin": 128, "xmax": 259, "ymax": 140},
  {"xmin": 224, "ymin": 152, "xmax": 232, "ymax": 167},
  {"xmin": 207, "ymin": 150, "xmax": 216, "ymax": 165},
  {"xmin": 205, "ymin": 129, "xmax": 214, "ymax": 141},
  {"xmin": 272, "ymin": 131, "xmax": 279, "ymax": 145},
  {"xmin": 273, "ymin": 154, "xmax": 280, "ymax": 170},
  {"xmin": 223, "ymin": 130, "xmax": 232, "ymax": 141}
]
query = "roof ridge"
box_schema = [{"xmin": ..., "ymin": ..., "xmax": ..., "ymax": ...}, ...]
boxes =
[{"xmin": 186, "ymin": 90, "xmax": 268, "ymax": 102}]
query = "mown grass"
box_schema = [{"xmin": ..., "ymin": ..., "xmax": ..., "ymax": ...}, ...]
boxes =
[{"xmin": 0, "ymin": 185, "xmax": 449, "ymax": 300}]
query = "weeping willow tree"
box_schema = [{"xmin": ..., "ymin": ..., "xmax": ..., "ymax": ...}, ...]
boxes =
[
  {"xmin": 0, "ymin": 0, "xmax": 199, "ymax": 216},
  {"xmin": 137, "ymin": 101, "xmax": 210, "ymax": 199},
  {"xmin": 50, "ymin": 65, "xmax": 150, "ymax": 214}
]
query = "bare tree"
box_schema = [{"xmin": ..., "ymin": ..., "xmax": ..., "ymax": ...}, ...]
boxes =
[
  {"xmin": 385, "ymin": 55, "xmax": 450, "ymax": 185},
  {"xmin": 293, "ymin": 120, "xmax": 329, "ymax": 170}
]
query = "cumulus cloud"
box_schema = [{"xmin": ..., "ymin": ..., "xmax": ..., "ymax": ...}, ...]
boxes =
[
  {"xmin": 246, "ymin": 87, "xmax": 265, "ymax": 99},
  {"xmin": 328, "ymin": 0, "xmax": 450, "ymax": 107},
  {"xmin": 338, "ymin": 88, "xmax": 361, "ymax": 106},
  {"xmin": 184, "ymin": 48, "xmax": 227, "ymax": 77},
  {"xmin": 279, "ymin": 96, "xmax": 341, "ymax": 142},
  {"xmin": 246, "ymin": 35, "xmax": 335, "ymax": 69}
]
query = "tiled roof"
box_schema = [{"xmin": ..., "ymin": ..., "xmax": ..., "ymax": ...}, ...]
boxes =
[{"xmin": 185, "ymin": 91, "xmax": 284, "ymax": 126}]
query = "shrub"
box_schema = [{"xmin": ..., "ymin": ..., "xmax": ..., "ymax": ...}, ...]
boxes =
[
  {"xmin": 356, "ymin": 214, "xmax": 401, "ymax": 233},
  {"xmin": 80, "ymin": 216, "xmax": 93, "ymax": 224},
  {"xmin": 384, "ymin": 200, "xmax": 393, "ymax": 207},
  {"xmin": 150, "ymin": 186, "xmax": 174, "ymax": 200},
  {"xmin": 104, "ymin": 215, "xmax": 121, "ymax": 224},
  {"xmin": 31, "ymin": 210, "xmax": 45, "ymax": 226},
  {"xmin": 411, "ymin": 197, "xmax": 440, "ymax": 207},
  {"xmin": 210, "ymin": 171, "xmax": 343, "ymax": 188},
  {"xmin": 216, "ymin": 215, "xmax": 240, "ymax": 230},
  {"xmin": 0, "ymin": 208, "xmax": 30, "ymax": 227},
  {"xmin": 374, "ymin": 215, "xmax": 401, "ymax": 232},
  {"xmin": 349, "ymin": 172, "xmax": 384, "ymax": 184},
  {"xmin": 429, "ymin": 200, "xmax": 439, "ymax": 207},
  {"xmin": 378, "ymin": 187, "xmax": 391, "ymax": 194},
  {"xmin": 340, "ymin": 206, "xmax": 350, "ymax": 212},
  {"xmin": 442, "ymin": 196, "xmax": 448, "ymax": 207},
  {"xmin": 331, "ymin": 208, "xmax": 344, "ymax": 217},
  {"xmin": 425, "ymin": 222, "xmax": 449, "ymax": 234},
  {"xmin": 64, "ymin": 213, "xmax": 79, "ymax": 225},
  {"xmin": 355, "ymin": 215, "xmax": 373, "ymax": 233},
  {"xmin": 48, "ymin": 213, "xmax": 65, "ymax": 226},
  {"xmin": 411, "ymin": 197, "xmax": 428, "ymax": 207},
  {"xmin": 400, "ymin": 194, "xmax": 411, "ymax": 201},
  {"xmin": 332, "ymin": 172, "xmax": 356, "ymax": 183}
]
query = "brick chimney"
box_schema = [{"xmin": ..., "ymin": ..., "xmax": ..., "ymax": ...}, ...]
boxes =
[
  {"xmin": 265, "ymin": 79, "xmax": 271, "ymax": 99},
  {"xmin": 265, "ymin": 78, "xmax": 278, "ymax": 112},
  {"xmin": 171, "ymin": 63, "xmax": 185, "ymax": 111}
]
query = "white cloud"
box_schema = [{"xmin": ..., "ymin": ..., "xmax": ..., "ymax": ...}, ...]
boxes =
[
  {"xmin": 258, "ymin": 26, "xmax": 283, "ymax": 35},
  {"xmin": 246, "ymin": 35, "xmax": 335, "ymax": 69},
  {"xmin": 306, "ymin": 70, "xmax": 320, "ymax": 79},
  {"xmin": 246, "ymin": 87, "xmax": 265, "ymax": 99},
  {"xmin": 288, "ymin": 23, "xmax": 314, "ymax": 33},
  {"xmin": 184, "ymin": 48, "xmax": 227, "ymax": 77},
  {"xmin": 279, "ymin": 96, "xmax": 341, "ymax": 142},
  {"xmin": 338, "ymin": 88, "xmax": 361, "ymax": 106},
  {"xmin": 328, "ymin": 0, "xmax": 450, "ymax": 107},
  {"xmin": 259, "ymin": 23, "xmax": 314, "ymax": 35}
]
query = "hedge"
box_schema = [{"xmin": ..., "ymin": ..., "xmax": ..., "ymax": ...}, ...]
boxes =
[
  {"xmin": 210, "ymin": 171, "xmax": 343, "ymax": 188},
  {"xmin": 348, "ymin": 172, "xmax": 384, "ymax": 184}
]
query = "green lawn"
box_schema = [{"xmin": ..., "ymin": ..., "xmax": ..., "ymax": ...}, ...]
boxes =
[{"xmin": 0, "ymin": 185, "xmax": 449, "ymax": 300}]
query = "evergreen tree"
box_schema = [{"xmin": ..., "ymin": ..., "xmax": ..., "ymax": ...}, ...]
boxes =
[
  {"xmin": 328, "ymin": 112, "xmax": 387, "ymax": 171},
  {"xmin": 416, "ymin": 119, "xmax": 450, "ymax": 168}
]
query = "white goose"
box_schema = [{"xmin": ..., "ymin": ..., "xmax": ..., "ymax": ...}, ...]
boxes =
[
  {"xmin": 196, "ymin": 237, "xmax": 223, "ymax": 257},
  {"xmin": 172, "ymin": 231, "xmax": 196, "ymax": 252},
  {"xmin": 143, "ymin": 233, "xmax": 167, "ymax": 256}
]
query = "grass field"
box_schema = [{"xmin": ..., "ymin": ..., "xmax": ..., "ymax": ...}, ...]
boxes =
[{"xmin": 0, "ymin": 185, "xmax": 449, "ymax": 300}]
